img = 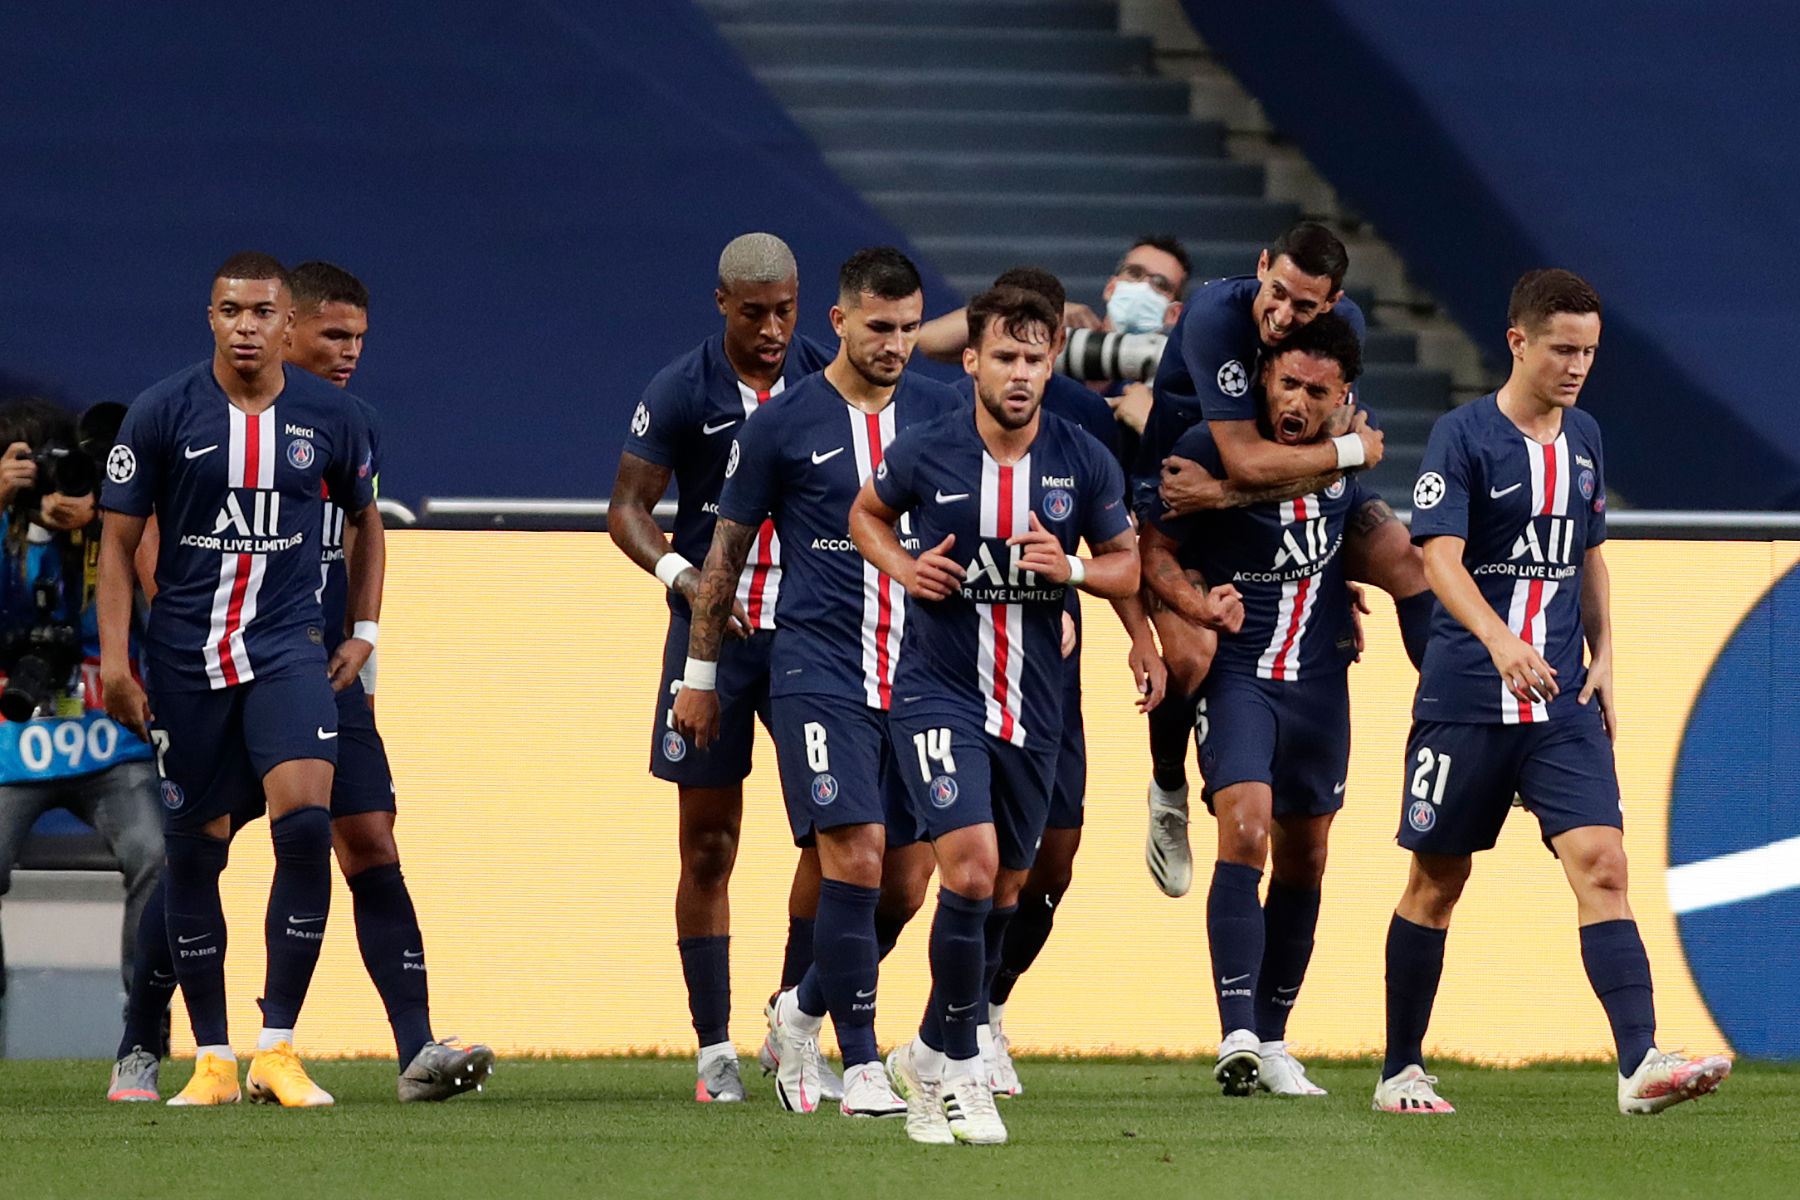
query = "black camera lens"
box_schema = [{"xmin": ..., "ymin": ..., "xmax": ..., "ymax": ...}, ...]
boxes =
[{"xmin": 0, "ymin": 653, "xmax": 57, "ymax": 722}]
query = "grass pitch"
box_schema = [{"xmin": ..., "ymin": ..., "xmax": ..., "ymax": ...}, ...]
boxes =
[{"xmin": 2, "ymin": 1056, "xmax": 1796, "ymax": 1199}]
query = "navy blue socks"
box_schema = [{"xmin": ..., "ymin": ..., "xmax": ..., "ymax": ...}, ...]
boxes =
[
  {"xmin": 811, "ymin": 878, "xmax": 882, "ymax": 1067},
  {"xmin": 1207, "ymin": 861, "xmax": 1264, "ymax": 1035},
  {"xmin": 1255, "ymin": 881, "xmax": 1322, "ymax": 1042},
  {"xmin": 163, "ymin": 831, "xmax": 231, "ymax": 1047},
  {"xmin": 1383, "ymin": 913, "xmax": 1448, "ymax": 1079},
  {"xmin": 780, "ymin": 916, "xmax": 815, "ymax": 990},
  {"xmin": 1149, "ymin": 689, "xmax": 1199, "ymax": 791},
  {"xmin": 117, "ymin": 873, "xmax": 176, "ymax": 1059},
  {"xmin": 259, "ymin": 806, "xmax": 333, "ymax": 1031},
  {"xmin": 1395, "ymin": 590, "xmax": 1434, "ymax": 671},
  {"xmin": 926, "ymin": 886, "xmax": 992, "ymax": 1062},
  {"xmin": 678, "ymin": 934, "xmax": 731, "ymax": 1047},
  {"xmin": 991, "ymin": 891, "xmax": 1059, "ymax": 1006},
  {"xmin": 981, "ymin": 903, "xmax": 1018, "ymax": 1021},
  {"xmin": 348, "ymin": 862, "xmax": 434, "ymax": 1065},
  {"xmin": 1579, "ymin": 918, "xmax": 1657, "ymax": 1074}
]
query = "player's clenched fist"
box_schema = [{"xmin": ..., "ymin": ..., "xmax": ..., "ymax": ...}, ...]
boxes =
[
  {"xmin": 670, "ymin": 681, "xmax": 721, "ymax": 750},
  {"xmin": 1199, "ymin": 583, "xmax": 1246, "ymax": 633},
  {"xmin": 1487, "ymin": 630, "xmax": 1558, "ymax": 703},
  {"xmin": 1349, "ymin": 407, "xmax": 1384, "ymax": 470},
  {"xmin": 101, "ymin": 667, "xmax": 153, "ymax": 744},
  {"xmin": 907, "ymin": 533, "xmax": 964, "ymax": 600},
  {"xmin": 1008, "ymin": 513, "xmax": 1070, "ymax": 583}
]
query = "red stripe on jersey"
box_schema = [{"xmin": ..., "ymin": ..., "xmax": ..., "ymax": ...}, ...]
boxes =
[
  {"xmin": 1271, "ymin": 575, "xmax": 1312, "ymax": 681},
  {"xmin": 1515, "ymin": 577, "xmax": 1547, "ymax": 722},
  {"xmin": 865, "ymin": 411, "xmax": 895, "ymax": 706},
  {"xmin": 743, "ymin": 389, "xmax": 778, "ymax": 623},
  {"xmin": 1539, "ymin": 442, "xmax": 1557, "ymax": 515},
  {"xmin": 1294, "ymin": 495, "xmax": 1310, "ymax": 520},
  {"xmin": 992, "ymin": 464, "xmax": 1016, "ymax": 741},
  {"xmin": 218, "ymin": 553, "xmax": 253, "ymax": 686},
  {"xmin": 244, "ymin": 412, "xmax": 261, "ymax": 489}
]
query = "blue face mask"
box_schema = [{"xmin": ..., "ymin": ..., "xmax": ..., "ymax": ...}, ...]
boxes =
[{"xmin": 1106, "ymin": 279, "xmax": 1171, "ymax": 334}]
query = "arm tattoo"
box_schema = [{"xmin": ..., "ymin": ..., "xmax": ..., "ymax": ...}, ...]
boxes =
[
  {"xmin": 1223, "ymin": 470, "xmax": 1344, "ymax": 509},
  {"xmin": 1350, "ymin": 496, "xmax": 1397, "ymax": 537},
  {"xmin": 688, "ymin": 518, "xmax": 757, "ymax": 661}
]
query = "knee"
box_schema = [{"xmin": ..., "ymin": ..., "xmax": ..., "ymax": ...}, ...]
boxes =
[
  {"xmin": 1575, "ymin": 845, "xmax": 1630, "ymax": 896},
  {"xmin": 112, "ymin": 825, "xmax": 166, "ymax": 885},
  {"xmin": 163, "ymin": 830, "xmax": 230, "ymax": 882},
  {"xmin": 880, "ymin": 864, "xmax": 930, "ymax": 924},
  {"xmin": 270, "ymin": 805, "xmax": 333, "ymax": 862},
  {"xmin": 939, "ymin": 848, "xmax": 999, "ymax": 901},
  {"xmin": 1271, "ymin": 840, "xmax": 1328, "ymax": 890},
  {"xmin": 1164, "ymin": 650, "xmax": 1211, "ymax": 695},
  {"xmin": 1405, "ymin": 868, "xmax": 1468, "ymax": 925},
  {"xmin": 1217, "ymin": 814, "xmax": 1269, "ymax": 868},
  {"xmin": 680, "ymin": 824, "xmax": 739, "ymax": 889},
  {"xmin": 333, "ymin": 821, "xmax": 400, "ymax": 880},
  {"xmin": 827, "ymin": 835, "xmax": 885, "ymax": 890}
]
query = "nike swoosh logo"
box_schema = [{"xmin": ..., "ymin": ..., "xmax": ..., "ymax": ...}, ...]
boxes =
[
  {"xmin": 176, "ymin": 934, "xmax": 209, "ymax": 945},
  {"xmin": 288, "ymin": 915, "xmax": 325, "ymax": 925},
  {"xmin": 811, "ymin": 447, "xmax": 845, "ymax": 465},
  {"xmin": 702, "ymin": 419, "xmax": 739, "ymax": 435},
  {"xmin": 855, "ymin": 988, "xmax": 876, "ymax": 999},
  {"xmin": 1489, "ymin": 482, "xmax": 1523, "ymax": 499},
  {"xmin": 935, "ymin": 490, "xmax": 970, "ymax": 503},
  {"xmin": 317, "ymin": 727, "xmax": 338, "ymax": 740},
  {"xmin": 1220, "ymin": 974, "xmax": 1250, "ymax": 985},
  {"xmin": 402, "ymin": 950, "xmax": 424, "ymax": 959},
  {"xmin": 946, "ymin": 1002, "xmax": 979, "ymax": 1015},
  {"xmin": 1276, "ymin": 985, "xmax": 1302, "ymax": 994},
  {"xmin": 1333, "ymin": 781, "xmax": 1346, "ymax": 795},
  {"xmin": 184, "ymin": 444, "xmax": 219, "ymax": 459}
]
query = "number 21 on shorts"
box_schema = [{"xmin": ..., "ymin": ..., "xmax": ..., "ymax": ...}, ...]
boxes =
[{"xmin": 1410, "ymin": 746, "xmax": 1453, "ymax": 805}]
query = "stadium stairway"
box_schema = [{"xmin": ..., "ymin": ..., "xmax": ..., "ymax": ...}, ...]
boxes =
[{"xmin": 702, "ymin": 0, "xmax": 1453, "ymax": 501}]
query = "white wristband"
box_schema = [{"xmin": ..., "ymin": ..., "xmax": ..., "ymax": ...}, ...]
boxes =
[
  {"xmin": 352, "ymin": 621, "xmax": 380, "ymax": 646},
  {"xmin": 654, "ymin": 553, "xmax": 695, "ymax": 590},
  {"xmin": 1332, "ymin": 433, "xmax": 1366, "ymax": 470},
  {"xmin": 682, "ymin": 656, "xmax": 718, "ymax": 691},
  {"xmin": 1065, "ymin": 555, "xmax": 1087, "ymax": 588}
]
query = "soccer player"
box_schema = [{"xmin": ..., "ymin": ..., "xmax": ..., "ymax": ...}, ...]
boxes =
[
  {"xmin": 948, "ymin": 268, "xmax": 1167, "ymax": 1098},
  {"xmin": 98, "ymin": 252, "xmax": 381, "ymax": 1107},
  {"xmin": 107, "ymin": 262, "xmax": 492, "ymax": 1104},
  {"xmin": 610, "ymin": 233, "xmax": 838, "ymax": 1104},
  {"xmin": 1373, "ymin": 270, "xmax": 1731, "ymax": 1115},
  {"xmin": 672, "ymin": 247, "xmax": 955, "ymax": 1117},
  {"xmin": 1140, "ymin": 313, "xmax": 1409, "ymax": 1097},
  {"xmin": 850, "ymin": 286, "xmax": 1142, "ymax": 1145},
  {"xmin": 1138, "ymin": 224, "xmax": 1430, "ymax": 906}
]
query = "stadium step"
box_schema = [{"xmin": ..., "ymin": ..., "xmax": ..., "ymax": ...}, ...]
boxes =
[
  {"xmin": 757, "ymin": 68, "xmax": 1194, "ymax": 117},
  {"xmin": 921, "ymin": 237, "xmax": 1268, "ymax": 285},
  {"xmin": 790, "ymin": 109, "xmax": 1225, "ymax": 157},
  {"xmin": 699, "ymin": 0, "xmax": 1121, "ymax": 32},
  {"xmin": 827, "ymin": 151, "xmax": 1263, "ymax": 197},
  {"xmin": 864, "ymin": 192, "xmax": 1300, "ymax": 242},
  {"xmin": 718, "ymin": 25, "xmax": 1154, "ymax": 73}
]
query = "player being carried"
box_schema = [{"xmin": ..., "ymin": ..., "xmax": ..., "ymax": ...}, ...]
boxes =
[
  {"xmin": 673, "ymin": 247, "xmax": 956, "ymax": 1117},
  {"xmin": 1373, "ymin": 269, "xmax": 1730, "ymax": 1116},
  {"xmin": 851, "ymin": 286, "xmax": 1141, "ymax": 1146},
  {"xmin": 1140, "ymin": 312, "xmax": 1414, "ymax": 1097},
  {"xmin": 610, "ymin": 233, "xmax": 839, "ymax": 1103},
  {"xmin": 99, "ymin": 252, "xmax": 380, "ymax": 1107}
]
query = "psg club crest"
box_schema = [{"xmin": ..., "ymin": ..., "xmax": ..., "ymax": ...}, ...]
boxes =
[
  {"xmin": 1042, "ymin": 488, "xmax": 1073, "ymax": 521},
  {"xmin": 1216, "ymin": 359, "xmax": 1249, "ymax": 397},
  {"xmin": 1325, "ymin": 479, "xmax": 1347, "ymax": 500},
  {"xmin": 287, "ymin": 439, "xmax": 315, "ymax": 470},
  {"xmin": 811, "ymin": 773, "xmax": 838, "ymax": 806},
  {"xmin": 1578, "ymin": 468, "xmax": 1596, "ymax": 500},
  {"xmin": 929, "ymin": 774, "xmax": 959, "ymax": 809},
  {"xmin": 160, "ymin": 779, "xmax": 184, "ymax": 811},
  {"xmin": 661, "ymin": 730, "xmax": 687, "ymax": 762},
  {"xmin": 1408, "ymin": 799, "xmax": 1436, "ymax": 832}
]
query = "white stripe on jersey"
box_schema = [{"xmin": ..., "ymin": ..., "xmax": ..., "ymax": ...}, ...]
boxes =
[
  {"xmin": 849, "ymin": 403, "xmax": 904, "ymax": 708},
  {"xmin": 1256, "ymin": 493, "xmax": 1321, "ymax": 680},
  {"xmin": 976, "ymin": 452, "xmax": 1032, "ymax": 746},
  {"xmin": 734, "ymin": 380, "xmax": 784, "ymax": 631},
  {"xmin": 1500, "ymin": 435, "xmax": 1571, "ymax": 724},
  {"xmin": 227, "ymin": 551, "xmax": 268, "ymax": 684},
  {"xmin": 202, "ymin": 551, "xmax": 239, "ymax": 687}
]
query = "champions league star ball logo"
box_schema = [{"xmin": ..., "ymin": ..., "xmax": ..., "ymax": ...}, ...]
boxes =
[
  {"xmin": 107, "ymin": 444, "xmax": 137, "ymax": 484},
  {"xmin": 630, "ymin": 401, "xmax": 651, "ymax": 439},
  {"xmin": 929, "ymin": 774, "xmax": 959, "ymax": 809},
  {"xmin": 1413, "ymin": 471, "xmax": 1446, "ymax": 510},
  {"xmin": 725, "ymin": 440, "xmax": 740, "ymax": 478},
  {"xmin": 287, "ymin": 439, "xmax": 315, "ymax": 470},
  {"xmin": 1408, "ymin": 799, "xmax": 1436, "ymax": 832},
  {"xmin": 661, "ymin": 730, "xmax": 687, "ymax": 762},
  {"xmin": 1216, "ymin": 360, "xmax": 1249, "ymax": 397},
  {"xmin": 811, "ymin": 773, "xmax": 838, "ymax": 806},
  {"xmin": 1325, "ymin": 479, "xmax": 1347, "ymax": 500},
  {"xmin": 160, "ymin": 779, "xmax": 184, "ymax": 811},
  {"xmin": 1043, "ymin": 489, "xmax": 1073, "ymax": 521}
]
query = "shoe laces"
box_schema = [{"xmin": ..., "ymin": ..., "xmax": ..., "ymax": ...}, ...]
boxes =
[
  {"xmin": 257, "ymin": 1043, "xmax": 308, "ymax": 1085},
  {"xmin": 949, "ymin": 1075, "xmax": 999, "ymax": 1119},
  {"xmin": 1397, "ymin": 1071, "xmax": 1441, "ymax": 1098},
  {"xmin": 1152, "ymin": 806, "xmax": 1188, "ymax": 844}
]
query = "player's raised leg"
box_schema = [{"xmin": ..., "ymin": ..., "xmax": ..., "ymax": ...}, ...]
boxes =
[{"xmin": 1144, "ymin": 609, "xmax": 1211, "ymax": 897}]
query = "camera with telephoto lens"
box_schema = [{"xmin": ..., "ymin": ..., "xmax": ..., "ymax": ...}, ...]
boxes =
[
  {"xmin": 1055, "ymin": 329, "xmax": 1167, "ymax": 383},
  {"xmin": 14, "ymin": 442, "xmax": 99, "ymax": 514},
  {"xmin": 0, "ymin": 565, "xmax": 83, "ymax": 723}
]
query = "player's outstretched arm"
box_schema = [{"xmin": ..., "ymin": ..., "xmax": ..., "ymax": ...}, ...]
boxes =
[
  {"xmin": 849, "ymin": 481, "xmax": 964, "ymax": 600},
  {"xmin": 1137, "ymin": 522, "xmax": 1243, "ymax": 632},
  {"xmin": 1577, "ymin": 545, "xmax": 1616, "ymax": 739},
  {"xmin": 611, "ymin": 451, "xmax": 750, "ymax": 637},
  {"xmin": 329, "ymin": 502, "xmax": 385, "ymax": 691},
  {"xmin": 1158, "ymin": 454, "xmax": 1342, "ymax": 516},
  {"xmin": 1210, "ymin": 410, "xmax": 1382, "ymax": 490},
  {"xmin": 97, "ymin": 511, "xmax": 152, "ymax": 741},
  {"xmin": 1421, "ymin": 535, "xmax": 1557, "ymax": 704},
  {"xmin": 1109, "ymin": 590, "xmax": 1168, "ymax": 711},
  {"xmin": 670, "ymin": 517, "xmax": 758, "ymax": 749}
]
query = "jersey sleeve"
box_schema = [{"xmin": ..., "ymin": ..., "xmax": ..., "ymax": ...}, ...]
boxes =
[
  {"xmin": 1076, "ymin": 435, "xmax": 1131, "ymax": 550},
  {"xmin": 324, "ymin": 403, "xmax": 377, "ymax": 513},
  {"xmin": 623, "ymin": 361, "xmax": 692, "ymax": 469},
  {"xmin": 871, "ymin": 427, "xmax": 925, "ymax": 514},
  {"xmin": 1408, "ymin": 414, "xmax": 1472, "ymax": 544},
  {"xmin": 99, "ymin": 393, "xmax": 167, "ymax": 518},
  {"xmin": 715, "ymin": 403, "xmax": 781, "ymax": 527},
  {"xmin": 1183, "ymin": 304, "xmax": 1258, "ymax": 423},
  {"xmin": 1584, "ymin": 417, "xmax": 1608, "ymax": 548}
]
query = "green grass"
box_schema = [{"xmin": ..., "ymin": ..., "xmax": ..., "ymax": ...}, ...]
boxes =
[{"xmin": 3, "ymin": 1057, "xmax": 1797, "ymax": 1199}]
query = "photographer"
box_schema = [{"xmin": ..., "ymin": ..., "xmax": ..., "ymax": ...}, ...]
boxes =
[{"xmin": 0, "ymin": 397, "xmax": 162, "ymax": 1017}]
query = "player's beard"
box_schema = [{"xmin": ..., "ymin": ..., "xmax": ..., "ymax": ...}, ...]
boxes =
[
  {"xmin": 977, "ymin": 382, "xmax": 1041, "ymax": 431},
  {"xmin": 849, "ymin": 348, "xmax": 906, "ymax": 389}
]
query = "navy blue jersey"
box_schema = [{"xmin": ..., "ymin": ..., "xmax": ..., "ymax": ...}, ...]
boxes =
[
  {"xmin": 1150, "ymin": 422, "xmax": 1368, "ymax": 681},
  {"xmin": 874, "ymin": 407, "xmax": 1129, "ymax": 749},
  {"xmin": 102, "ymin": 362, "xmax": 375, "ymax": 692},
  {"xmin": 1139, "ymin": 275, "xmax": 1367, "ymax": 475},
  {"xmin": 316, "ymin": 392, "xmax": 382, "ymax": 655},
  {"xmin": 1409, "ymin": 395, "xmax": 1607, "ymax": 724},
  {"xmin": 717, "ymin": 369, "xmax": 961, "ymax": 708},
  {"xmin": 623, "ymin": 333, "xmax": 834, "ymax": 627}
]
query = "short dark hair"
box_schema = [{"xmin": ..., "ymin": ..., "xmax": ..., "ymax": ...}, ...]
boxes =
[
  {"xmin": 1128, "ymin": 234, "xmax": 1192, "ymax": 293},
  {"xmin": 992, "ymin": 267, "xmax": 1066, "ymax": 316},
  {"xmin": 965, "ymin": 286, "xmax": 1060, "ymax": 349},
  {"xmin": 838, "ymin": 246, "xmax": 922, "ymax": 306},
  {"xmin": 0, "ymin": 395, "xmax": 76, "ymax": 453},
  {"xmin": 1267, "ymin": 222, "xmax": 1349, "ymax": 293},
  {"xmin": 290, "ymin": 261, "xmax": 369, "ymax": 313},
  {"xmin": 1507, "ymin": 268, "xmax": 1602, "ymax": 333},
  {"xmin": 212, "ymin": 251, "xmax": 290, "ymax": 291},
  {"xmin": 1268, "ymin": 310, "xmax": 1361, "ymax": 383}
]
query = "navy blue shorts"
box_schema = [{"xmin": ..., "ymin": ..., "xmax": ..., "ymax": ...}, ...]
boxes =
[
  {"xmin": 151, "ymin": 671, "xmax": 339, "ymax": 832},
  {"xmin": 331, "ymin": 680, "xmax": 394, "ymax": 818},
  {"xmin": 888, "ymin": 699, "xmax": 1057, "ymax": 872},
  {"xmin": 1398, "ymin": 706, "xmax": 1622, "ymax": 854},
  {"xmin": 650, "ymin": 613, "xmax": 773, "ymax": 788},
  {"xmin": 769, "ymin": 694, "xmax": 917, "ymax": 847},
  {"xmin": 1048, "ymin": 669, "xmax": 1086, "ymax": 830},
  {"xmin": 1197, "ymin": 670, "xmax": 1351, "ymax": 818}
]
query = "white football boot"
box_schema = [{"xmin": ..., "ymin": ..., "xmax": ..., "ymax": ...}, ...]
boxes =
[
  {"xmin": 1257, "ymin": 1041, "xmax": 1327, "ymax": 1096},
  {"xmin": 1618, "ymin": 1048, "xmax": 1731, "ymax": 1115},
  {"xmin": 1145, "ymin": 781, "xmax": 1193, "ymax": 897},
  {"xmin": 941, "ymin": 1067, "xmax": 1007, "ymax": 1145},
  {"xmin": 839, "ymin": 1061, "xmax": 906, "ymax": 1118},
  {"xmin": 1214, "ymin": 1027, "xmax": 1260, "ymax": 1096},
  {"xmin": 1372, "ymin": 1063, "xmax": 1455, "ymax": 1114},
  {"xmin": 886, "ymin": 1042, "xmax": 953, "ymax": 1145}
]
